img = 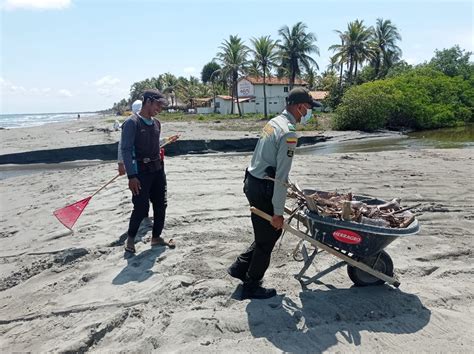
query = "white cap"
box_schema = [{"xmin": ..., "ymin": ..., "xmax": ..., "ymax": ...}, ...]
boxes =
[{"xmin": 131, "ymin": 100, "xmax": 142, "ymax": 114}]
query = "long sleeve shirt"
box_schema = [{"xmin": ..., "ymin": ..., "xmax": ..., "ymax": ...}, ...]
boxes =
[
  {"xmin": 121, "ymin": 114, "xmax": 163, "ymax": 177},
  {"xmin": 247, "ymin": 110, "xmax": 298, "ymax": 215}
]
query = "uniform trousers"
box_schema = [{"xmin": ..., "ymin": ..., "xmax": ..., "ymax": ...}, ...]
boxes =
[{"xmin": 231, "ymin": 171, "xmax": 282, "ymax": 281}]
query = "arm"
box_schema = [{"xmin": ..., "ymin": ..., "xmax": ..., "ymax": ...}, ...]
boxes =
[
  {"xmin": 120, "ymin": 119, "xmax": 138, "ymax": 178},
  {"xmin": 117, "ymin": 139, "xmax": 126, "ymax": 175},
  {"xmin": 272, "ymin": 132, "xmax": 298, "ymax": 216}
]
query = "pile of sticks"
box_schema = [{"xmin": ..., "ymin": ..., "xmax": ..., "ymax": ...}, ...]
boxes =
[{"xmin": 283, "ymin": 181, "xmax": 418, "ymax": 229}]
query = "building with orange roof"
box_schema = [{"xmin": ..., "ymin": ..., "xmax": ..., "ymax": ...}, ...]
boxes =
[{"xmin": 212, "ymin": 76, "xmax": 308, "ymax": 115}]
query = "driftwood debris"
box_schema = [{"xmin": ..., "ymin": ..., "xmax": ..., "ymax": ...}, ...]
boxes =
[
  {"xmin": 264, "ymin": 176, "xmax": 417, "ymax": 229},
  {"xmin": 286, "ymin": 186, "xmax": 416, "ymax": 229}
]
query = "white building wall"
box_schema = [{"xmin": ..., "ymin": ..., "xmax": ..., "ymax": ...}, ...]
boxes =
[
  {"xmin": 197, "ymin": 107, "xmax": 213, "ymax": 114},
  {"xmin": 214, "ymin": 80, "xmax": 306, "ymax": 115},
  {"xmin": 237, "ymin": 80, "xmax": 305, "ymax": 114},
  {"xmin": 215, "ymin": 98, "xmax": 232, "ymax": 115}
]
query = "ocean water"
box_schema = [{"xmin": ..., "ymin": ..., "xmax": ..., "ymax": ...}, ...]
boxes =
[{"xmin": 0, "ymin": 112, "xmax": 99, "ymax": 129}]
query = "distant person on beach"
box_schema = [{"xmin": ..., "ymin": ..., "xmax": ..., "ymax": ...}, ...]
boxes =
[
  {"xmin": 227, "ymin": 87, "xmax": 319, "ymax": 300},
  {"xmin": 77, "ymin": 114, "xmax": 80, "ymax": 120},
  {"xmin": 121, "ymin": 90, "xmax": 178, "ymax": 253}
]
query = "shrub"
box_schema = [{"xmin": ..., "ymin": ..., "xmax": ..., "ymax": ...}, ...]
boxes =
[
  {"xmin": 334, "ymin": 67, "xmax": 473, "ymax": 131},
  {"xmin": 333, "ymin": 81, "xmax": 396, "ymax": 131}
]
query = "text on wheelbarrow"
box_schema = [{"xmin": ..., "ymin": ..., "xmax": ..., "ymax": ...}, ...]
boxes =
[{"xmin": 332, "ymin": 230, "xmax": 362, "ymax": 244}]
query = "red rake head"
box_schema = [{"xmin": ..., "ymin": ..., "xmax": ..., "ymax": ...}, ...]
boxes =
[{"xmin": 53, "ymin": 196, "xmax": 91, "ymax": 230}]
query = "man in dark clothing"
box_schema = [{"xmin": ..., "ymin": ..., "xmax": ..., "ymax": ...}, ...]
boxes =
[
  {"xmin": 227, "ymin": 87, "xmax": 320, "ymax": 299},
  {"xmin": 121, "ymin": 89, "xmax": 177, "ymax": 253}
]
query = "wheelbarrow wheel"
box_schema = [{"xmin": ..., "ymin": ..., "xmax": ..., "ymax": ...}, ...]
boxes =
[{"xmin": 347, "ymin": 251, "xmax": 394, "ymax": 286}]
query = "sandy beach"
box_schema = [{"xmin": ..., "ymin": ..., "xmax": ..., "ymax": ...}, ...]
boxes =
[{"xmin": 0, "ymin": 118, "xmax": 473, "ymax": 352}]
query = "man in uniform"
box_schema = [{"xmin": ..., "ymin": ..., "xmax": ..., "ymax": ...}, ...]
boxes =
[
  {"xmin": 227, "ymin": 87, "xmax": 319, "ymax": 299},
  {"xmin": 121, "ymin": 89, "xmax": 177, "ymax": 253}
]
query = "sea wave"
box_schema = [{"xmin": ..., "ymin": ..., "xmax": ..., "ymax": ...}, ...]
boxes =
[{"xmin": 0, "ymin": 112, "xmax": 99, "ymax": 128}]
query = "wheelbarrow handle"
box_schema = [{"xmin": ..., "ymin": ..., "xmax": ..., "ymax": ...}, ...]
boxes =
[{"xmin": 249, "ymin": 206, "xmax": 401, "ymax": 288}]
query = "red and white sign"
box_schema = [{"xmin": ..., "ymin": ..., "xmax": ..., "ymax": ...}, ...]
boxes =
[
  {"xmin": 332, "ymin": 229, "xmax": 362, "ymax": 244},
  {"xmin": 238, "ymin": 79, "xmax": 254, "ymax": 97}
]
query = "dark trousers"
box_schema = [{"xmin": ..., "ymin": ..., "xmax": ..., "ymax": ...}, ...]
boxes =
[
  {"xmin": 231, "ymin": 171, "xmax": 282, "ymax": 281},
  {"xmin": 127, "ymin": 169, "xmax": 167, "ymax": 239}
]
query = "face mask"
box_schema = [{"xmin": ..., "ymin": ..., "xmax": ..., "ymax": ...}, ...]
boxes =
[{"xmin": 300, "ymin": 107, "xmax": 312, "ymax": 125}]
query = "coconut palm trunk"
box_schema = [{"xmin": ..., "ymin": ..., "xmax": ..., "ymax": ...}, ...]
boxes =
[{"xmin": 263, "ymin": 72, "xmax": 268, "ymax": 118}]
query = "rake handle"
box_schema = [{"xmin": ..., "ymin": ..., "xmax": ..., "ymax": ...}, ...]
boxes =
[{"xmin": 90, "ymin": 174, "xmax": 120, "ymax": 197}]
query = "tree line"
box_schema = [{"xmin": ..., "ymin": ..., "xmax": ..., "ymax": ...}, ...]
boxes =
[
  {"xmin": 112, "ymin": 19, "xmax": 402, "ymax": 115},
  {"xmin": 110, "ymin": 20, "xmax": 473, "ymax": 131}
]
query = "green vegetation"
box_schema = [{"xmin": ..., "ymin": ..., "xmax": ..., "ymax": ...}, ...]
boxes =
[
  {"xmin": 107, "ymin": 18, "xmax": 472, "ymax": 134},
  {"xmin": 334, "ymin": 67, "xmax": 473, "ymax": 131}
]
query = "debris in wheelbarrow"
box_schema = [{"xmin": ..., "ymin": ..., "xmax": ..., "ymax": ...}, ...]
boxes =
[
  {"xmin": 258, "ymin": 179, "xmax": 422, "ymax": 287},
  {"xmin": 286, "ymin": 184, "xmax": 420, "ymax": 228}
]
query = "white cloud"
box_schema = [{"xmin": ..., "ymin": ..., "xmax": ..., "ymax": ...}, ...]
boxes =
[
  {"xmin": 3, "ymin": 0, "xmax": 71, "ymax": 10},
  {"xmin": 93, "ymin": 75, "xmax": 120, "ymax": 86},
  {"xmin": 1, "ymin": 77, "xmax": 55, "ymax": 95},
  {"xmin": 58, "ymin": 89, "xmax": 72, "ymax": 97},
  {"xmin": 96, "ymin": 87, "xmax": 114, "ymax": 97},
  {"xmin": 1, "ymin": 77, "xmax": 26, "ymax": 93},
  {"xmin": 183, "ymin": 67, "xmax": 196, "ymax": 75}
]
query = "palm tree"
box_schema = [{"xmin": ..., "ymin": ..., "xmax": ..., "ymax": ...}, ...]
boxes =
[
  {"xmin": 129, "ymin": 77, "xmax": 162, "ymax": 102},
  {"xmin": 250, "ymin": 35, "xmax": 280, "ymax": 118},
  {"xmin": 159, "ymin": 73, "xmax": 179, "ymax": 106},
  {"xmin": 371, "ymin": 18, "xmax": 402, "ymax": 78},
  {"xmin": 329, "ymin": 20, "xmax": 373, "ymax": 84},
  {"xmin": 278, "ymin": 22, "xmax": 319, "ymax": 89},
  {"xmin": 328, "ymin": 30, "xmax": 348, "ymax": 88},
  {"xmin": 175, "ymin": 76, "xmax": 202, "ymax": 109},
  {"xmin": 303, "ymin": 66, "xmax": 318, "ymax": 90},
  {"xmin": 215, "ymin": 35, "xmax": 249, "ymax": 115}
]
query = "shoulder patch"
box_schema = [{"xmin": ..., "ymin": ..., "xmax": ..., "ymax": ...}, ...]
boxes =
[
  {"xmin": 288, "ymin": 123, "xmax": 296, "ymax": 132},
  {"xmin": 286, "ymin": 137, "xmax": 298, "ymax": 144},
  {"xmin": 262, "ymin": 123, "xmax": 274, "ymax": 138},
  {"xmin": 287, "ymin": 150, "xmax": 294, "ymax": 157}
]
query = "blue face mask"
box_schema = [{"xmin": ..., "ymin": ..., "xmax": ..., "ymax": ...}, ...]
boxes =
[{"xmin": 300, "ymin": 107, "xmax": 312, "ymax": 125}]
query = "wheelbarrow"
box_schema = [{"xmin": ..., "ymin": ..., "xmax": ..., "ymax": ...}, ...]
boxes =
[{"xmin": 250, "ymin": 190, "xmax": 420, "ymax": 288}]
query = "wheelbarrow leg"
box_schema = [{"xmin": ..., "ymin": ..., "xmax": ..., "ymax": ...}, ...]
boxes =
[
  {"xmin": 295, "ymin": 244, "xmax": 319, "ymax": 281},
  {"xmin": 251, "ymin": 207, "xmax": 402, "ymax": 288},
  {"xmin": 301, "ymin": 261, "xmax": 346, "ymax": 286}
]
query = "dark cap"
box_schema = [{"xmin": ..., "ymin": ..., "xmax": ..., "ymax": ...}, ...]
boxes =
[
  {"xmin": 287, "ymin": 87, "xmax": 320, "ymax": 108},
  {"xmin": 142, "ymin": 89, "xmax": 169, "ymax": 106}
]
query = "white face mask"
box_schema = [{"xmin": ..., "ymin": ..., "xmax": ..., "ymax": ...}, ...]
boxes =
[{"xmin": 300, "ymin": 107, "xmax": 312, "ymax": 125}]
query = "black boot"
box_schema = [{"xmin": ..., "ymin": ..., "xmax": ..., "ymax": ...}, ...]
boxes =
[
  {"xmin": 242, "ymin": 279, "xmax": 276, "ymax": 300},
  {"xmin": 227, "ymin": 266, "xmax": 246, "ymax": 282}
]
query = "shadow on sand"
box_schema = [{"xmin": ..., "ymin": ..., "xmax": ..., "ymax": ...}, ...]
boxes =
[
  {"xmin": 246, "ymin": 284, "xmax": 431, "ymax": 352},
  {"xmin": 112, "ymin": 247, "xmax": 166, "ymax": 285},
  {"xmin": 111, "ymin": 218, "xmax": 167, "ymax": 285}
]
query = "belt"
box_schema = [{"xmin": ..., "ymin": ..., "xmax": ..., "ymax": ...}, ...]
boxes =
[{"xmin": 137, "ymin": 156, "xmax": 160, "ymax": 164}]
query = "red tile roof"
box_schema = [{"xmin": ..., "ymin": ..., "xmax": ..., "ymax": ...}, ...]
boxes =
[{"xmin": 309, "ymin": 91, "xmax": 329, "ymax": 100}]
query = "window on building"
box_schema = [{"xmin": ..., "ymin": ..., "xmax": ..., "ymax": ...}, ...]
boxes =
[
  {"xmin": 215, "ymin": 102, "xmax": 220, "ymax": 108},
  {"xmin": 284, "ymin": 87, "xmax": 288, "ymax": 92},
  {"xmin": 256, "ymin": 102, "xmax": 260, "ymax": 105}
]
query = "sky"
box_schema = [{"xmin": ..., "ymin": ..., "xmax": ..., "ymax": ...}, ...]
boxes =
[{"xmin": 0, "ymin": 0, "xmax": 472, "ymax": 114}]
